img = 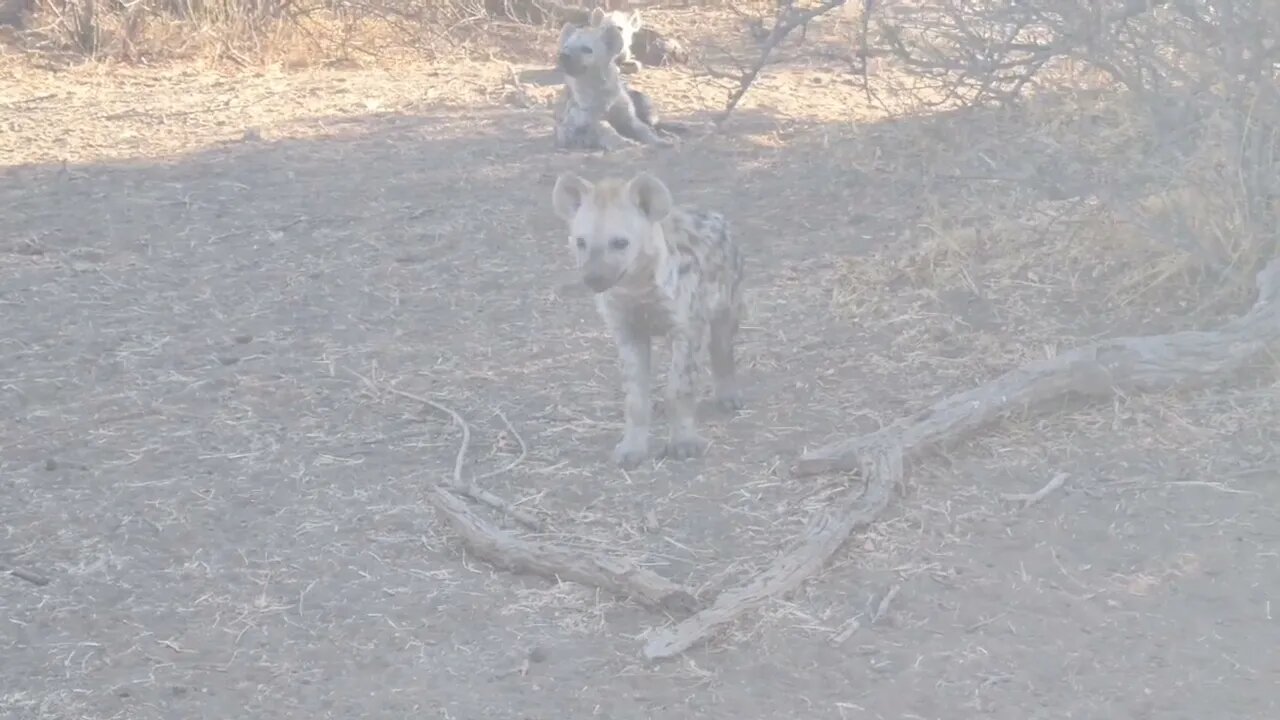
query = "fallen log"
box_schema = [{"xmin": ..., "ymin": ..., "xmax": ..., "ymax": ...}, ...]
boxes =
[
  {"xmin": 641, "ymin": 258, "xmax": 1280, "ymax": 660},
  {"xmin": 431, "ymin": 486, "xmax": 700, "ymax": 616}
]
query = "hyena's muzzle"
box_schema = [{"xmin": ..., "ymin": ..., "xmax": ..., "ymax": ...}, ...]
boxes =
[
  {"xmin": 558, "ymin": 42, "xmax": 601, "ymax": 77},
  {"xmin": 581, "ymin": 251, "xmax": 624, "ymax": 293}
]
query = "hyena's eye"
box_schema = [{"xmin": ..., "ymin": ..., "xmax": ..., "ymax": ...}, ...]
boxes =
[
  {"xmin": 575, "ymin": 237, "xmax": 587, "ymax": 250},
  {"xmin": 609, "ymin": 236, "xmax": 629, "ymax": 251}
]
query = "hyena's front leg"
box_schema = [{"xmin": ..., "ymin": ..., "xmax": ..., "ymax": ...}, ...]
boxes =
[
  {"xmin": 664, "ymin": 325, "xmax": 707, "ymax": 460},
  {"xmin": 613, "ymin": 328, "xmax": 652, "ymax": 468},
  {"xmin": 594, "ymin": 119, "xmax": 639, "ymax": 152},
  {"xmin": 607, "ymin": 101, "xmax": 672, "ymax": 147}
]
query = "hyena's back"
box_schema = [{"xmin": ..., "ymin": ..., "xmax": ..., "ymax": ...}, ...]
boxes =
[{"xmin": 663, "ymin": 206, "xmax": 745, "ymax": 321}]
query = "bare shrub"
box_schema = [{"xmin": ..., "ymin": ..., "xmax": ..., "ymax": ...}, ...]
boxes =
[
  {"xmin": 17, "ymin": 0, "xmax": 505, "ymax": 62},
  {"xmin": 688, "ymin": 1, "xmax": 865, "ymax": 123},
  {"xmin": 865, "ymin": 0, "xmax": 1280, "ymax": 305},
  {"xmin": 707, "ymin": 1, "xmax": 1277, "ymax": 305}
]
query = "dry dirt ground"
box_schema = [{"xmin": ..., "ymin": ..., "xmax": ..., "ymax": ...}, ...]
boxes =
[{"xmin": 2, "ymin": 12, "xmax": 1279, "ymax": 720}]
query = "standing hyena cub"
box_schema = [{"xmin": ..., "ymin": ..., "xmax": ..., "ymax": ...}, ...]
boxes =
[{"xmin": 551, "ymin": 171, "xmax": 746, "ymax": 468}]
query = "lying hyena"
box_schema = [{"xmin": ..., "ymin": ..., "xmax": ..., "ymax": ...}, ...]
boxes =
[
  {"xmin": 554, "ymin": 8, "xmax": 672, "ymax": 152},
  {"xmin": 551, "ymin": 171, "xmax": 746, "ymax": 468}
]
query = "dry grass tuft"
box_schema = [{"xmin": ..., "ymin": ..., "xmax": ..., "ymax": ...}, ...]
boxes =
[{"xmin": 8, "ymin": 0, "xmax": 545, "ymax": 66}]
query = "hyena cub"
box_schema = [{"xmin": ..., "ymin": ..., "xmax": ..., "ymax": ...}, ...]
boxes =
[
  {"xmin": 551, "ymin": 171, "xmax": 746, "ymax": 469},
  {"xmin": 598, "ymin": 8, "xmax": 644, "ymax": 74},
  {"xmin": 554, "ymin": 8, "xmax": 671, "ymax": 152}
]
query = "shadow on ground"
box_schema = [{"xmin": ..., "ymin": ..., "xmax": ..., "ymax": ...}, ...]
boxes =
[{"xmin": 2, "ymin": 95, "xmax": 1278, "ymax": 719}]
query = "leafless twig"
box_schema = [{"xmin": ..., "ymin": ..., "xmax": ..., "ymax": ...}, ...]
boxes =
[
  {"xmin": 340, "ymin": 366, "xmax": 544, "ymax": 530},
  {"xmin": 716, "ymin": 0, "xmax": 850, "ymax": 125},
  {"xmin": 474, "ymin": 409, "xmax": 528, "ymax": 482},
  {"xmin": 5, "ymin": 567, "xmax": 52, "ymax": 586},
  {"xmin": 384, "ymin": 386, "xmax": 545, "ymax": 531},
  {"xmin": 1001, "ymin": 472, "xmax": 1069, "ymax": 507}
]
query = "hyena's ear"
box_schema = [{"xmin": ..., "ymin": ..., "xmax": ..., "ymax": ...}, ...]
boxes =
[
  {"xmin": 627, "ymin": 172, "xmax": 672, "ymax": 223},
  {"xmin": 552, "ymin": 173, "xmax": 592, "ymax": 221},
  {"xmin": 558, "ymin": 22, "xmax": 576, "ymax": 48},
  {"xmin": 588, "ymin": 7, "xmax": 606, "ymax": 27},
  {"xmin": 627, "ymin": 10, "xmax": 642, "ymax": 30},
  {"xmin": 601, "ymin": 25, "xmax": 626, "ymax": 60}
]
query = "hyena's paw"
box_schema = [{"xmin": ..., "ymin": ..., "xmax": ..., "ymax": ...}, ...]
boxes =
[
  {"xmin": 715, "ymin": 389, "xmax": 744, "ymax": 413},
  {"xmin": 663, "ymin": 434, "xmax": 707, "ymax": 461},
  {"xmin": 713, "ymin": 377, "xmax": 744, "ymax": 413},
  {"xmin": 600, "ymin": 134, "xmax": 640, "ymax": 153},
  {"xmin": 613, "ymin": 437, "xmax": 650, "ymax": 469}
]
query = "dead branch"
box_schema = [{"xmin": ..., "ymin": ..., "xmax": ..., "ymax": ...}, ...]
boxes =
[
  {"xmin": 642, "ymin": 444, "xmax": 897, "ymax": 659},
  {"xmin": 716, "ymin": 0, "xmax": 851, "ymax": 125},
  {"xmin": 384, "ymin": 377, "xmax": 700, "ymax": 616},
  {"xmin": 642, "ymin": 257, "xmax": 1280, "ymax": 660},
  {"xmin": 429, "ymin": 486, "xmax": 700, "ymax": 615},
  {"xmin": 800, "ymin": 257, "xmax": 1280, "ymax": 474}
]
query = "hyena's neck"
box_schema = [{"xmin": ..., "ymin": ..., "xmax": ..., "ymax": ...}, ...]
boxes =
[
  {"xmin": 616, "ymin": 224, "xmax": 676, "ymax": 296},
  {"xmin": 569, "ymin": 70, "xmax": 621, "ymax": 109}
]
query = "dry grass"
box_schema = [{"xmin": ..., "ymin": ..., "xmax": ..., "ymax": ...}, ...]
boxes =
[
  {"xmin": 2, "ymin": 8, "xmax": 1279, "ymax": 718},
  {"xmin": 7, "ymin": 0, "xmax": 549, "ymax": 66}
]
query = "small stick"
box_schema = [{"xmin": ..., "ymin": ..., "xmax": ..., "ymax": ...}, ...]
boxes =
[
  {"xmin": 830, "ymin": 581, "xmax": 900, "ymax": 645},
  {"xmin": 340, "ymin": 366, "xmax": 543, "ymax": 530},
  {"xmin": 385, "ymin": 386, "xmax": 545, "ymax": 532},
  {"xmin": 474, "ymin": 409, "xmax": 529, "ymax": 482},
  {"xmin": 0, "ymin": 93, "xmax": 58, "ymax": 108},
  {"xmin": 6, "ymin": 567, "xmax": 51, "ymax": 586},
  {"xmin": 828, "ymin": 617, "xmax": 862, "ymax": 645},
  {"xmin": 870, "ymin": 583, "xmax": 901, "ymax": 624},
  {"xmin": 1001, "ymin": 473, "xmax": 1068, "ymax": 507}
]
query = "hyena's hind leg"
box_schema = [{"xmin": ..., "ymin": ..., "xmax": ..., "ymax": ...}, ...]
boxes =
[
  {"xmin": 561, "ymin": 105, "xmax": 637, "ymax": 152},
  {"xmin": 613, "ymin": 327, "xmax": 654, "ymax": 468},
  {"xmin": 664, "ymin": 319, "xmax": 708, "ymax": 460},
  {"xmin": 708, "ymin": 308, "xmax": 743, "ymax": 412},
  {"xmin": 627, "ymin": 89, "xmax": 657, "ymax": 128}
]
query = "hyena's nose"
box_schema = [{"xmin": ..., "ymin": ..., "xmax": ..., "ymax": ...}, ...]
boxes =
[
  {"xmin": 557, "ymin": 52, "xmax": 573, "ymax": 69},
  {"xmin": 583, "ymin": 272, "xmax": 614, "ymax": 293}
]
